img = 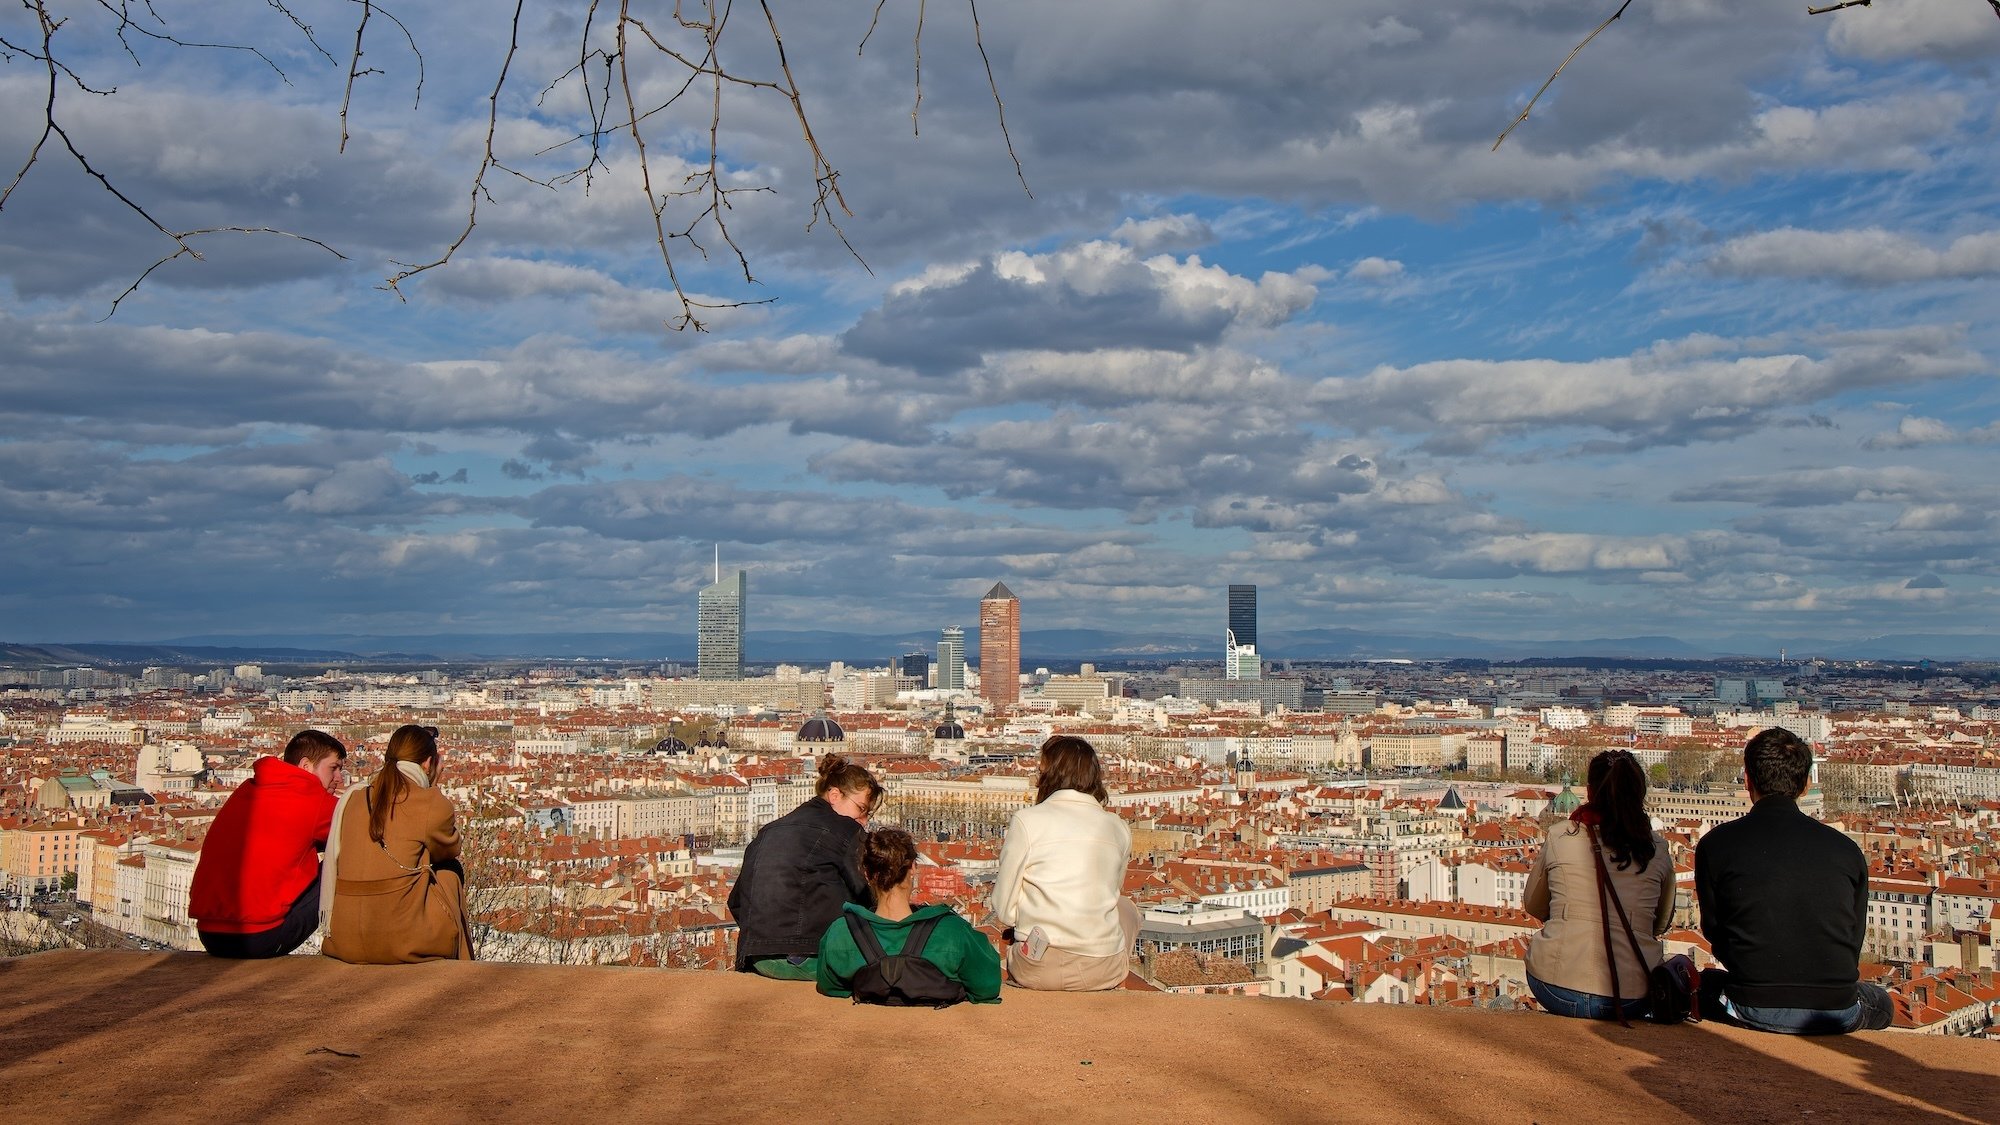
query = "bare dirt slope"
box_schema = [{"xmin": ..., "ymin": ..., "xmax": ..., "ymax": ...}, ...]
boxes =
[{"xmin": 1, "ymin": 951, "xmax": 1994, "ymax": 1123}]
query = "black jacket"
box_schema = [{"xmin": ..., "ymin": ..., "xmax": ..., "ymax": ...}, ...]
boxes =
[
  {"xmin": 727, "ymin": 796, "xmax": 870, "ymax": 970},
  {"xmin": 1694, "ymin": 795, "xmax": 1867, "ymax": 1010}
]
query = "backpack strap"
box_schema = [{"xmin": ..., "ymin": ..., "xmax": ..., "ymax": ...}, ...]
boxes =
[
  {"xmin": 900, "ymin": 915, "xmax": 945, "ymax": 960},
  {"xmin": 844, "ymin": 911, "xmax": 888, "ymax": 964},
  {"xmin": 1584, "ymin": 824, "xmax": 1651, "ymax": 1027}
]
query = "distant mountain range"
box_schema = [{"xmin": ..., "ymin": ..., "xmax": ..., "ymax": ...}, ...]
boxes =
[{"xmin": 5, "ymin": 626, "xmax": 1996, "ymax": 666}]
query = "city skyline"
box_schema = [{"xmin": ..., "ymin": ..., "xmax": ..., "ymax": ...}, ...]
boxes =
[{"xmin": 1, "ymin": 3, "xmax": 1996, "ymax": 645}]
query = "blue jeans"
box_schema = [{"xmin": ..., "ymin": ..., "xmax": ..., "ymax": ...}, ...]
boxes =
[
  {"xmin": 1724, "ymin": 982, "xmax": 1895, "ymax": 1035},
  {"xmin": 1528, "ymin": 972, "xmax": 1649, "ymax": 1021}
]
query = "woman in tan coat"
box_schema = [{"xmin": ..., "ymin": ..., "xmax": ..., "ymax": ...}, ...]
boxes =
[
  {"xmin": 1523, "ymin": 749, "xmax": 1673, "ymax": 1020},
  {"xmin": 321, "ymin": 724, "xmax": 472, "ymax": 963}
]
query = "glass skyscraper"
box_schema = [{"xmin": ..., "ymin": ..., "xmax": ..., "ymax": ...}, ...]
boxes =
[
  {"xmin": 937, "ymin": 626, "xmax": 966, "ymax": 691},
  {"xmin": 698, "ymin": 559, "xmax": 746, "ymax": 681},
  {"xmin": 1226, "ymin": 583, "xmax": 1260, "ymax": 681}
]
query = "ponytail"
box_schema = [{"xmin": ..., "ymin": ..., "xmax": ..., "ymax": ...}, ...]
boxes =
[
  {"xmin": 368, "ymin": 724, "xmax": 439, "ymax": 845},
  {"xmin": 1586, "ymin": 750, "xmax": 1656, "ymax": 872}
]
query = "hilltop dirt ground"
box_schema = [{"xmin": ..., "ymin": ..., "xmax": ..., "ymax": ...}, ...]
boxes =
[{"xmin": 2, "ymin": 951, "xmax": 1995, "ymax": 1123}]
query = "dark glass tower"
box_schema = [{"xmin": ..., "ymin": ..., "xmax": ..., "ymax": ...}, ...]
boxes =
[
  {"xmin": 1227, "ymin": 584, "xmax": 1257, "ymax": 650},
  {"xmin": 1226, "ymin": 584, "xmax": 1258, "ymax": 681}
]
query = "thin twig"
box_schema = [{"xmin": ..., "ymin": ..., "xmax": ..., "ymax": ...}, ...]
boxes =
[
  {"xmin": 0, "ymin": 1, "xmax": 63, "ymax": 213},
  {"xmin": 381, "ymin": 0, "xmax": 526, "ymax": 297},
  {"xmin": 106, "ymin": 227, "xmax": 348, "ymax": 317},
  {"xmin": 365, "ymin": 2, "xmax": 426, "ymax": 109},
  {"xmin": 911, "ymin": 0, "xmax": 925, "ymax": 135},
  {"xmin": 858, "ymin": 0, "xmax": 891, "ymax": 53},
  {"xmin": 968, "ymin": 0, "xmax": 1029, "ymax": 197},
  {"xmin": 87, "ymin": 0, "xmax": 293, "ymax": 83},
  {"xmin": 617, "ymin": 0, "xmax": 700, "ymax": 329},
  {"xmin": 1805, "ymin": 0, "xmax": 1871, "ymax": 13},
  {"xmin": 758, "ymin": 0, "xmax": 868, "ymax": 274},
  {"xmin": 339, "ymin": 0, "xmax": 375, "ymax": 153},
  {"xmin": 1493, "ymin": 0, "xmax": 1637, "ymax": 152},
  {"xmin": 265, "ymin": 0, "xmax": 339, "ymax": 66}
]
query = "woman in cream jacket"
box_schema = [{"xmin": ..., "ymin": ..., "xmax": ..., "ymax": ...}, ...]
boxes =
[
  {"xmin": 991, "ymin": 735, "xmax": 1137, "ymax": 991},
  {"xmin": 1523, "ymin": 750, "xmax": 1674, "ymax": 1019}
]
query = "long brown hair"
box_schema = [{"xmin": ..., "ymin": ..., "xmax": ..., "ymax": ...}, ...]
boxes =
[
  {"xmin": 1035, "ymin": 735, "xmax": 1108, "ymax": 804},
  {"xmin": 1586, "ymin": 749, "xmax": 1655, "ymax": 872},
  {"xmin": 367, "ymin": 724, "xmax": 439, "ymax": 845}
]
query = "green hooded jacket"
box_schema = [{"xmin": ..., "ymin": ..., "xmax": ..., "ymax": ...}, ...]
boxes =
[{"xmin": 815, "ymin": 902, "xmax": 1003, "ymax": 1003}]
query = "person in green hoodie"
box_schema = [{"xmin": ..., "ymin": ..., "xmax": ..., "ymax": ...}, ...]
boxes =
[{"xmin": 816, "ymin": 827, "xmax": 1002, "ymax": 1003}]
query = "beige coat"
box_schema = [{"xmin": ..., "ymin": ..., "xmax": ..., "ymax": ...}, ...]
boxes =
[
  {"xmin": 1523, "ymin": 821, "xmax": 1673, "ymax": 998},
  {"xmin": 992, "ymin": 791, "xmax": 1132, "ymax": 958},
  {"xmin": 322, "ymin": 783, "xmax": 471, "ymax": 964}
]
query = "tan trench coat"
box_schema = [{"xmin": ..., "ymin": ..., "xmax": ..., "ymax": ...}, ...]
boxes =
[
  {"xmin": 1523, "ymin": 821, "xmax": 1674, "ymax": 998},
  {"xmin": 322, "ymin": 784, "xmax": 472, "ymax": 963}
]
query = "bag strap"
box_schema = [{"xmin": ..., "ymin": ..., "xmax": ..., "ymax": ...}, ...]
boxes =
[
  {"xmin": 901, "ymin": 915, "xmax": 944, "ymax": 959},
  {"xmin": 844, "ymin": 911, "xmax": 888, "ymax": 964},
  {"xmin": 1584, "ymin": 824, "xmax": 1650, "ymax": 1027}
]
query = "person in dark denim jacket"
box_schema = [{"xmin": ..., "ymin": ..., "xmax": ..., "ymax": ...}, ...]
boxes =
[
  {"xmin": 1695, "ymin": 728, "xmax": 1896, "ymax": 1034},
  {"xmin": 727, "ymin": 755, "xmax": 882, "ymax": 979}
]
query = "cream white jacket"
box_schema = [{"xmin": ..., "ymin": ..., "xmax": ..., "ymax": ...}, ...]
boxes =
[{"xmin": 991, "ymin": 790, "xmax": 1131, "ymax": 957}]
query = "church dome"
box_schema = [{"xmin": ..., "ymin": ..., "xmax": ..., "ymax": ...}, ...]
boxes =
[
  {"xmin": 797, "ymin": 716, "xmax": 845, "ymax": 743},
  {"xmin": 934, "ymin": 718, "xmax": 965, "ymax": 740},
  {"xmin": 652, "ymin": 736, "xmax": 691, "ymax": 755}
]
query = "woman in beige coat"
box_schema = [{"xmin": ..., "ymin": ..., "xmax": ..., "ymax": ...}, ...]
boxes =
[
  {"xmin": 321, "ymin": 724, "xmax": 472, "ymax": 963},
  {"xmin": 1523, "ymin": 749, "xmax": 1673, "ymax": 1020},
  {"xmin": 992, "ymin": 735, "xmax": 1138, "ymax": 991}
]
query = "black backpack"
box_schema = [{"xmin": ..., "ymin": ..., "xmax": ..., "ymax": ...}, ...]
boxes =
[{"xmin": 843, "ymin": 913, "xmax": 968, "ymax": 1008}]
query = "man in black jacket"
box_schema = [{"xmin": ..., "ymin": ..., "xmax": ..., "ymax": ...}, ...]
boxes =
[{"xmin": 1694, "ymin": 728, "xmax": 1895, "ymax": 1034}]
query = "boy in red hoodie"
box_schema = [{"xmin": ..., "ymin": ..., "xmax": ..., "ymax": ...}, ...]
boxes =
[{"xmin": 189, "ymin": 729, "xmax": 346, "ymax": 957}]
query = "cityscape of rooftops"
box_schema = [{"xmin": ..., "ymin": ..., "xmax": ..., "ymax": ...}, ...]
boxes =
[{"xmin": 1, "ymin": 0, "xmax": 1996, "ymax": 1039}]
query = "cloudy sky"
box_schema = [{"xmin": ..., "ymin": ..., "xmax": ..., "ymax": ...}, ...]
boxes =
[{"xmin": 2, "ymin": 0, "xmax": 1996, "ymax": 647}]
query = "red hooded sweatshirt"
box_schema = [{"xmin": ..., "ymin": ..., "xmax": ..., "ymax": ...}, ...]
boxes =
[{"xmin": 189, "ymin": 756, "xmax": 337, "ymax": 933}]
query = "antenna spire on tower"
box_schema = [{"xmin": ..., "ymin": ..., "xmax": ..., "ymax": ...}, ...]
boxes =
[{"xmin": 714, "ymin": 543, "xmax": 720, "ymax": 584}]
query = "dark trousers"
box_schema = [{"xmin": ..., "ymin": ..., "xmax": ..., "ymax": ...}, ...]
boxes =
[{"xmin": 199, "ymin": 873, "xmax": 321, "ymax": 959}]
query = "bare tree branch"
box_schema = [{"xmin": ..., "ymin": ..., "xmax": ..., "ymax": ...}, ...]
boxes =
[
  {"xmin": 88, "ymin": 0, "xmax": 294, "ymax": 83},
  {"xmin": 338, "ymin": 0, "xmax": 376, "ymax": 154},
  {"xmin": 1493, "ymin": 0, "xmax": 1637, "ymax": 152},
  {"xmin": 265, "ymin": 0, "xmax": 339, "ymax": 66},
  {"xmin": 968, "ymin": 0, "xmax": 1030, "ymax": 197},
  {"xmin": 911, "ymin": 0, "xmax": 926, "ymax": 135},
  {"xmin": 381, "ymin": 0, "xmax": 527, "ymax": 298},
  {"xmin": 858, "ymin": 0, "xmax": 891, "ymax": 54},
  {"xmin": 337, "ymin": 1, "xmax": 423, "ymax": 153},
  {"xmin": 4, "ymin": 0, "xmax": 1037, "ymax": 326},
  {"xmin": 1805, "ymin": 0, "xmax": 1872, "ymax": 13},
  {"xmin": 106, "ymin": 226, "xmax": 347, "ymax": 317}
]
